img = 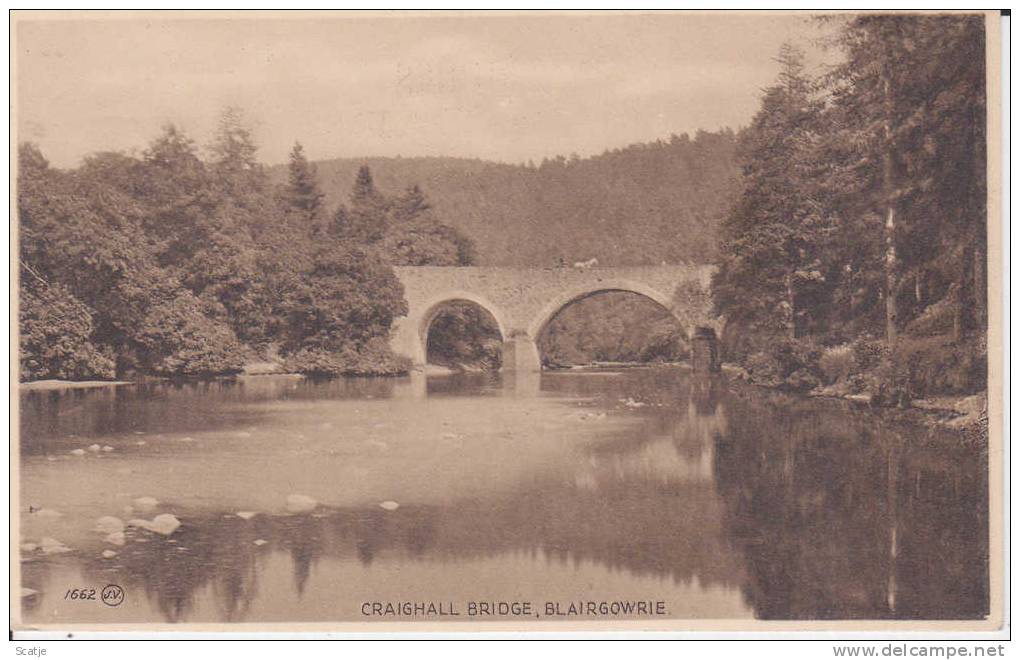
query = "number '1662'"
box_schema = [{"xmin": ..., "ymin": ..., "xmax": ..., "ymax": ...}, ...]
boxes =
[{"xmin": 64, "ymin": 587, "xmax": 97, "ymax": 600}]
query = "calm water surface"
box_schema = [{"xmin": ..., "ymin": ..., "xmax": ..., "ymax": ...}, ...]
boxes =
[{"xmin": 18, "ymin": 369, "xmax": 988, "ymax": 623}]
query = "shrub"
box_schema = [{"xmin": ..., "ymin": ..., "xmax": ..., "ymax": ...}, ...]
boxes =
[
  {"xmin": 889, "ymin": 335, "xmax": 987, "ymax": 397},
  {"xmin": 818, "ymin": 344, "xmax": 855, "ymax": 385},
  {"xmin": 850, "ymin": 336, "xmax": 886, "ymax": 373},
  {"xmin": 743, "ymin": 338, "xmax": 824, "ymax": 391},
  {"xmin": 286, "ymin": 337, "xmax": 412, "ymax": 377},
  {"xmin": 131, "ymin": 291, "xmax": 246, "ymax": 377},
  {"xmin": 745, "ymin": 351, "xmax": 783, "ymax": 387},
  {"xmin": 19, "ymin": 282, "xmax": 116, "ymax": 381}
]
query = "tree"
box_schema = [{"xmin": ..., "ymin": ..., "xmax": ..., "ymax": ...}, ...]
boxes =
[
  {"xmin": 824, "ymin": 15, "xmax": 987, "ymax": 343},
  {"xmin": 384, "ymin": 184, "xmax": 477, "ymax": 266},
  {"xmin": 283, "ymin": 142, "xmax": 325, "ymax": 229},
  {"xmin": 331, "ymin": 165, "xmax": 389, "ymax": 244},
  {"xmin": 713, "ymin": 44, "xmax": 831, "ymax": 349}
]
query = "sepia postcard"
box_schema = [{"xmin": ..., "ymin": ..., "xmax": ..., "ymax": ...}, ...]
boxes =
[{"xmin": 9, "ymin": 9, "xmax": 1005, "ymax": 638}]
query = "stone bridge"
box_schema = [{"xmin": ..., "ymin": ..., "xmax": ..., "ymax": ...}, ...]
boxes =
[{"xmin": 390, "ymin": 265, "xmax": 718, "ymax": 372}]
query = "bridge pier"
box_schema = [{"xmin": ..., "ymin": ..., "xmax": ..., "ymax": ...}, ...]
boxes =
[{"xmin": 502, "ymin": 332, "xmax": 542, "ymax": 372}]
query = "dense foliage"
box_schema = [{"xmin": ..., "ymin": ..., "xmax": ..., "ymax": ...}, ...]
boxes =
[
  {"xmin": 539, "ymin": 293, "xmax": 688, "ymax": 367},
  {"xmin": 714, "ymin": 15, "xmax": 987, "ymax": 399},
  {"xmin": 17, "ymin": 111, "xmax": 474, "ymax": 381}
]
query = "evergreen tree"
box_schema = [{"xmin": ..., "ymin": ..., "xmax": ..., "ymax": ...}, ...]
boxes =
[
  {"xmin": 825, "ymin": 15, "xmax": 986, "ymax": 342},
  {"xmin": 283, "ymin": 141, "xmax": 325, "ymax": 227},
  {"xmin": 713, "ymin": 44, "xmax": 830, "ymax": 350},
  {"xmin": 331, "ymin": 165, "xmax": 389, "ymax": 243}
]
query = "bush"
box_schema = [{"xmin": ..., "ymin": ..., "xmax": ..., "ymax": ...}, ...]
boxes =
[
  {"xmin": 850, "ymin": 336, "xmax": 887, "ymax": 373},
  {"xmin": 19, "ymin": 282, "xmax": 116, "ymax": 381},
  {"xmin": 132, "ymin": 291, "xmax": 246, "ymax": 377},
  {"xmin": 285, "ymin": 337, "xmax": 412, "ymax": 377},
  {"xmin": 818, "ymin": 344, "xmax": 855, "ymax": 385},
  {"xmin": 744, "ymin": 338, "xmax": 823, "ymax": 391},
  {"xmin": 889, "ymin": 335, "xmax": 987, "ymax": 397},
  {"xmin": 744, "ymin": 351, "xmax": 783, "ymax": 387}
]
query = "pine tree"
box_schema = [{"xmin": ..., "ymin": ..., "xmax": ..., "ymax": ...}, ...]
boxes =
[
  {"xmin": 825, "ymin": 15, "xmax": 987, "ymax": 342},
  {"xmin": 331, "ymin": 165, "xmax": 389, "ymax": 244},
  {"xmin": 713, "ymin": 44, "xmax": 829, "ymax": 348},
  {"xmin": 284, "ymin": 142, "xmax": 325, "ymax": 227}
]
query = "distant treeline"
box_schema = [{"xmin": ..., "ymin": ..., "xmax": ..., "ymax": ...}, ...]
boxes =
[
  {"xmin": 714, "ymin": 15, "xmax": 987, "ymax": 400},
  {"xmin": 268, "ymin": 129, "xmax": 741, "ymax": 268}
]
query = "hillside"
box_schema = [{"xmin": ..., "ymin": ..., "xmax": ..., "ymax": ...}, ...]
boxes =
[{"xmin": 268, "ymin": 129, "xmax": 741, "ymax": 267}]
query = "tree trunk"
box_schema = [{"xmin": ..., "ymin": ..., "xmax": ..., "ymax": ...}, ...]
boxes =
[
  {"xmin": 785, "ymin": 268, "xmax": 796, "ymax": 340},
  {"xmin": 882, "ymin": 74, "xmax": 899, "ymax": 347},
  {"xmin": 974, "ymin": 230, "xmax": 986, "ymax": 332}
]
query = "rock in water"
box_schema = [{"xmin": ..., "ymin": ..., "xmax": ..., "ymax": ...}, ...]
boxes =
[
  {"xmin": 87, "ymin": 444, "xmax": 101, "ymax": 452},
  {"xmin": 127, "ymin": 514, "xmax": 181, "ymax": 536},
  {"xmin": 70, "ymin": 449, "xmax": 86, "ymax": 456},
  {"xmin": 105, "ymin": 532, "xmax": 126, "ymax": 546},
  {"xmin": 95, "ymin": 516, "xmax": 125, "ymax": 535},
  {"xmin": 40, "ymin": 537, "xmax": 71, "ymax": 554},
  {"xmin": 101, "ymin": 550, "xmax": 118, "ymax": 559},
  {"xmin": 102, "ymin": 445, "xmax": 114, "ymax": 452},
  {"xmin": 379, "ymin": 501, "xmax": 400, "ymax": 511},
  {"xmin": 133, "ymin": 496, "xmax": 159, "ymax": 511},
  {"xmin": 148, "ymin": 514, "xmax": 181, "ymax": 536},
  {"xmin": 286, "ymin": 494, "xmax": 317, "ymax": 513},
  {"xmin": 253, "ymin": 539, "xmax": 268, "ymax": 546},
  {"xmin": 236, "ymin": 511, "xmax": 257, "ymax": 520}
]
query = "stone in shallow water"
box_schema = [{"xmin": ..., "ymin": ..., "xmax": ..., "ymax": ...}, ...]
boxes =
[
  {"xmin": 133, "ymin": 496, "xmax": 159, "ymax": 511},
  {"xmin": 129, "ymin": 514, "xmax": 181, "ymax": 536},
  {"xmin": 102, "ymin": 445, "xmax": 114, "ymax": 452},
  {"xmin": 40, "ymin": 537, "xmax": 71, "ymax": 554},
  {"xmin": 150, "ymin": 514, "xmax": 181, "ymax": 535},
  {"xmin": 70, "ymin": 449, "xmax": 86, "ymax": 456},
  {"xmin": 379, "ymin": 501, "xmax": 400, "ymax": 511},
  {"xmin": 95, "ymin": 516, "xmax": 124, "ymax": 535},
  {"xmin": 105, "ymin": 532, "xmax": 126, "ymax": 546},
  {"xmin": 286, "ymin": 494, "xmax": 317, "ymax": 513},
  {"xmin": 253, "ymin": 539, "xmax": 268, "ymax": 546},
  {"xmin": 236, "ymin": 511, "xmax": 257, "ymax": 520},
  {"xmin": 88, "ymin": 444, "xmax": 102, "ymax": 452},
  {"xmin": 101, "ymin": 550, "xmax": 118, "ymax": 559}
]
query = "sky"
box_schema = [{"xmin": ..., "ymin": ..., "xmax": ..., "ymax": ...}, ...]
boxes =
[{"xmin": 15, "ymin": 11, "xmax": 833, "ymax": 168}]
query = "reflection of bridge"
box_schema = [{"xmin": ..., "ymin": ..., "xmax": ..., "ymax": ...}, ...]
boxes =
[{"xmin": 391, "ymin": 265, "xmax": 718, "ymax": 371}]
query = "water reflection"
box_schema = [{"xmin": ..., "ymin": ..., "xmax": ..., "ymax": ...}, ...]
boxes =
[{"xmin": 19, "ymin": 370, "xmax": 987, "ymax": 623}]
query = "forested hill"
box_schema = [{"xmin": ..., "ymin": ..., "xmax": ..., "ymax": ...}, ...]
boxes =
[{"xmin": 267, "ymin": 129, "xmax": 741, "ymax": 267}]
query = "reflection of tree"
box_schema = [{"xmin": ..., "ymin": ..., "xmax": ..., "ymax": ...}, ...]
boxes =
[
  {"xmin": 713, "ymin": 389, "xmax": 988, "ymax": 619},
  {"xmin": 276, "ymin": 515, "xmax": 323, "ymax": 596},
  {"xmin": 75, "ymin": 515, "xmax": 266, "ymax": 623}
]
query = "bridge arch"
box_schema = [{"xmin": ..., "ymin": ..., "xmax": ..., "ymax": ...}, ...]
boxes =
[
  {"xmin": 527, "ymin": 280, "xmax": 685, "ymax": 341},
  {"xmin": 412, "ymin": 292, "xmax": 508, "ymax": 367}
]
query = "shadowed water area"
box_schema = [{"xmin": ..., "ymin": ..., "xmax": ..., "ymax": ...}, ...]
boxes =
[{"xmin": 18, "ymin": 369, "xmax": 988, "ymax": 623}]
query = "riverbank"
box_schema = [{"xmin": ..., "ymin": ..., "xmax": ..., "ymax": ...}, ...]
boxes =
[
  {"xmin": 720, "ymin": 364, "xmax": 988, "ymax": 446},
  {"xmin": 19, "ymin": 379, "xmax": 132, "ymax": 391}
]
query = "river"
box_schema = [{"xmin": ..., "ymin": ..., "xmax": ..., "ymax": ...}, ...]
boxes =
[{"xmin": 17, "ymin": 368, "xmax": 989, "ymax": 624}]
